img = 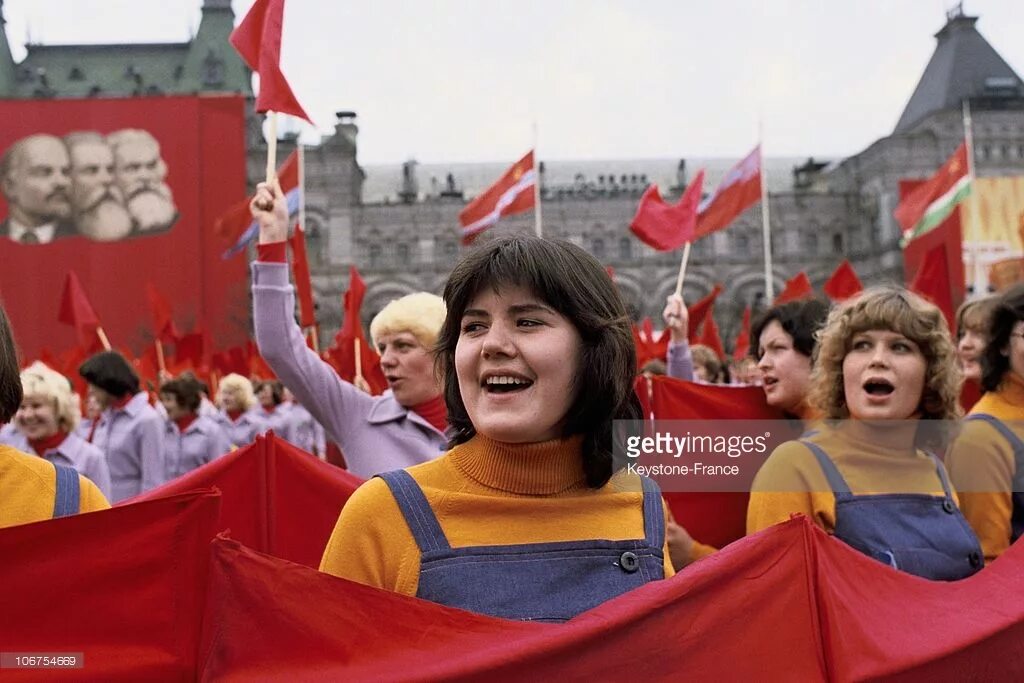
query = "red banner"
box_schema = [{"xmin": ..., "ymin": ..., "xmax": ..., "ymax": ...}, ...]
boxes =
[{"xmin": 0, "ymin": 95, "xmax": 249, "ymax": 361}]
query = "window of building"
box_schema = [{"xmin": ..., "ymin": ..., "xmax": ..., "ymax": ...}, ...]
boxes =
[
  {"xmin": 592, "ymin": 238, "xmax": 605, "ymax": 259},
  {"xmin": 397, "ymin": 243, "xmax": 410, "ymax": 264},
  {"xmin": 833, "ymin": 233, "xmax": 844, "ymax": 253},
  {"xmin": 68, "ymin": 67, "xmax": 85, "ymax": 81},
  {"xmin": 619, "ymin": 237, "xmax": 631, "ymax": 261},
  {"xmin": 369, "ymin": 244, "xmax": 381, "ymax": 267},
  {"xmin": 806, "ymin": 232, "xmax": 819, "ymax": 254}
]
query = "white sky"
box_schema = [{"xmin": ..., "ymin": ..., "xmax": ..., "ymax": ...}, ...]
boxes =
[{"xmin": 3, "ymin": 0, "xmax": 1022, "ymax": 164}]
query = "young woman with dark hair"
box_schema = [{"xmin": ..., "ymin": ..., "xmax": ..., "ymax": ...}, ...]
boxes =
[
  {"xmin": 159, "ymin": 375, "xmax": 231, "ymax": 482},
  {"xmin": 947, "ymin": 283, "xmax": 1024, "ymax": 562},
  {"xmin": 320, "ymin": 234, "xmax": 676, "ymax": 622},
  {"xmin": 0, "ymin": 304, "xmax": 108, "ymax": 527}
]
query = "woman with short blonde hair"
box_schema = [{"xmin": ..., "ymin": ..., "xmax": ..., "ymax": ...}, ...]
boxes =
[{"xmin": 214, "ymin": 373, "xmax": 267, "ymax": 449}]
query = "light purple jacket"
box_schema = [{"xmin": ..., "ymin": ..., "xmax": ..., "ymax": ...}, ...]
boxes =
[
  {"xmin": 214, "ymin": 408, "xmax": 268, "ymax": 449},
  {"xmin": 92, "ymin": 392, "xmax": 165, "ymax": 502},
  {"xmin": 666, "ymin": 340, "xmax": 695, "ymax": 382},
  {"xmin": 252, "ymin": 261, "xmax": 448, "ymax": 478},
  {"xmin": 0, "ymin": 430, "xmax": 112, "ymax": 499},
  {"xmin": 162, "ymin": 414, "xmax": 231, "ymax": 481},
  {"xmin": 284, "ymin": 402, "xmax": 326, "ymax": 456}
]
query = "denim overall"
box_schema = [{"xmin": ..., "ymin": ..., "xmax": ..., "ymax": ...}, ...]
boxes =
[
  {"xmin": 964, "ymin": 414, "xmax": 1024, "ymax": 544},
  {"xmin": 377, "ymin": 470, "xmax": 665, "ymax": 622},
  {"xmin": 52, "ymin": 463, "xmax": 80, "ymax": 518},
  {"xmin": 802, "ymin": 441, "xmax": 983, "ymax": 581}
]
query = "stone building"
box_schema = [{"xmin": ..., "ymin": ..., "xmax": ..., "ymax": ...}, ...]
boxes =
[{"xmin": 1, "ymin": 2, "xmax": 1021, "ymax": 348}]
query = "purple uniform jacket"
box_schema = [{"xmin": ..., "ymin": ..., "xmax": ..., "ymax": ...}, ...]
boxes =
[
  {"xmin": 0, "ymin": 429, "xmax": 112, "ymax": 499},
  {"xmin": 162, "ymin": 414, "xmax": 232, "ymax": 481},
  {"xmin": 214, "ymin": 408, "xmax": 268, "ymax": 449},
  {"xmin": 666, "ymin": 340, "xmax": 695, "ymax": 382},
  {"xmin": 252, "ymin": 261, "xmax": 448, "ymax": 478},
  {"xmin": 261, "ymin": 403, "xmax": 293, "ymax": 439},
  {"xmin": 284, "ymin": 402, "xmax": 326, "ymax": 455},
  {"xmin": 92, "ymin": 392, "xmax": 165, "ymax": 502}
]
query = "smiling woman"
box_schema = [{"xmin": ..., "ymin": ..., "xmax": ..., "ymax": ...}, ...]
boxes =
[
  {"xmin": 747, "ymin": 286, "xmax": 984, "ymax": 581},
  {"xmin": 320, "ymin": 235, "xmax": 676, "ymax": 622}
]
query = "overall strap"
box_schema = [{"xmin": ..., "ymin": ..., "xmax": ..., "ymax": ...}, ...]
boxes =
[
  {"xmin": 51, "ymin": 463, "xmax": 80, "ymax": 518},
  {"xmin": 966, "ymin": 413, "xmax": 1024, "ymax": 453},
  {"xmin": 640, "ymin": 476, "xmax": 665, "ymax": 549},
  {"xmin": 926, "ymin": 453, "xmax": 955, "ymax": 500},
  {"xmin": 376, "ymin": 470, "xmax": 451, "ymax": 553},
  {"xmin": 801, "ymin": 440, "xmax": 852, "ymax": 496}
]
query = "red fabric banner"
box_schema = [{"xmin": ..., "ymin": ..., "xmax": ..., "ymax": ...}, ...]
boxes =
[
  {"xmin": 901, "ymin": 180, "xmax": 966, "ymax": 318},
  {"xmin": 0, "ymin": 96, "xmax": 249, "ymax": 361},
  {"xmin": 629, "ymin": 169, "xmax": 705, "ymax": 251},
  {"xmin": 909, "ymin": 244, "xmax": 956, "ymax": 330},
  {"xmin": 0, "ymin": 489, "xmax": 221, "ymax": 681}
]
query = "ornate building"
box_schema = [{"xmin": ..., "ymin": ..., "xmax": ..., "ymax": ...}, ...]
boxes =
[{"xmin": 1, "ymin": 3, "xmax": 1022, "ymax": 348}]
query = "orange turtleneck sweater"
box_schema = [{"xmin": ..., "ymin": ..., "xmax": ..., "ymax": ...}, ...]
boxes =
[
  {"xmin": 320, "ymin": 434, "xmax": 675, "ymax": 595},
  {"xmin": 947, "ymin": 371, "xmax": 1024, "ymax": 563}
]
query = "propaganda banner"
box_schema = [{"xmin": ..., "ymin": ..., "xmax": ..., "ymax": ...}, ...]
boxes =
[{"xmin": 0, "ymin": 95, "xmax": 249, "ymax": 361}]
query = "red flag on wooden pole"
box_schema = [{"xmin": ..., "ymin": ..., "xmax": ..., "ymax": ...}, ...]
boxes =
[
  {"xmin": 289, "ymin": 223, "xmax": 316, "ymax": 328},
  {"xmin": 773, "ymin": 272, "xmax": 814, "ymax": 305},
  {"xmin": 58, "ymin": 271, "xmax": 109, "ymax": 350},
  {"xmin": 823, "ymin": 260, "xmax": 863, "ymax": 302}
]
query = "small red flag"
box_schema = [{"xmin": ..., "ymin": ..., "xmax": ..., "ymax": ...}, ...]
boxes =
[
  {"xmin": 629, "ymin": 170, "xmax": 705, "ymax": 251},
  {"xmin": 695, "ymin": 146, "xmax": 762, "ymax": 239},
  {"xmin": 459, "ymin": 151, "xmax": 536, "ymax": 244},
  {"xmin": 687, "ymin": 284, "xmax": 723, "ymax": 341},
  {"xmin": 229, "ymin": 0, "xmax": 312, "ymax": 123},
  {"xmin": 145, "ymin": 282, "xmax": 179, "ymax": 343},
  {"xmin": 215, "ymin": 150, "xmax": 300, "ymax": 250},
  {"xmin": 773, "ymin": 272, "xmax": 814, "ymax": 305},
  {"xmin": 732, "ymin": 306, "xmax": 752, "ymax": 360},
  {"xmin": 58, "ymin": 271, "xmax": 101, "ymax": 346},
  {"xmin": 823, "ymin": 260, "xmax": 863, "ymax": 302},
  {"xmin": 289, "ymin": 223, "xmax": 316, "ymax": 328},
  {"xmin": 697, "ymin": 303, "xmax": 726, "ymax": 359},
  {"xmin": 909, "ymin": 245, "xmax": 955, "ymax": 330}
]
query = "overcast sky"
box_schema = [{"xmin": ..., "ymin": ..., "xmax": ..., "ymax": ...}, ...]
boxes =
[{"xmin": 4, "ymin": 0, "xmax": 1022, "ymax": 164}]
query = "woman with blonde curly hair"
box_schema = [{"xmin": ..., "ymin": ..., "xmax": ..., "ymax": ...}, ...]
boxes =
[
  {"xmin": 747, "ymin": 286, "xmax": 983, "ymax": 580},
  {"xmin": 214, "ymin": 373, "xmax": 268, "ymax": 449}
]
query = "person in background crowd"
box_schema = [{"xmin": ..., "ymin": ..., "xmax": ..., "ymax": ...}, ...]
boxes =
[
  {"xmin": 215, "ymin": 373, "xmax": 267, "ymax": 449},
  {"xmin": 79, "ymin": 351, "xmax": 164, "ymax": 502},
  {"xmin": 73, "ymin": 390, "xmax": 107, "ymax": 444},
  {"xmin": 283, "ymin": 387, "xmax": 326, "ymax": 457},
  {"xmin": 947, "ymin": 284, "xmax": 1024, "ymax": 563},
  {"xmin": 250, "ymin": 179, "xmax": 449, "ymax": 478},
  {"xmin": 0, "ymin": 361, "xmax": 111, "ymax": 499},
  {"xmin": 748, "ymin": 287, "xmax": 982, "ymax": 581},
  {"xmin": 254, "ymin": 379, "xmax": 292, "ymax": 436},
  {"xmin": 0, "ymin": 304, "xmax": 108, "ymax": 527},
  {"xmin": 731, "ymin": 357, "xmax": 761, "ymax": 386},
  {"xmin": 690, "ymin": 344, "xmax": 724, "ymax": 384},
  {"xmin": 751, "ymin": 299, "xmax": 830, "ymax": 421},
  {"xmin": 322, "ymin": 234, "xmax": 688, "ymax": 622},
  {"xmin": 662, "ymin": 294, "xmax": 694, "ymax": 381},
  {"xmin": 954, "ymin": 295, "xmax": 998, "ymax": 384},
  {"xmin": 159, "ymin": 376, "xmax": 230, "ymax": 482}
]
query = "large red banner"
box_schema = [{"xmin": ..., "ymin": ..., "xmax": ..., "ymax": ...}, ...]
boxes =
[{"xmin": 0, "ymin": 95, "xmax": 249, "ymax": 361}]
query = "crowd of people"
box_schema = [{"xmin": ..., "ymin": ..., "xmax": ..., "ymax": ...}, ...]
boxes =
[{"xmin": 0, "ymin": 177, "xmax": 1019, "ymax": 624}]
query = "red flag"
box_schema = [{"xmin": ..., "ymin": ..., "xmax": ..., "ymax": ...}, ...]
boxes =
[
  {"xmin": 326, "ymin": 266, "xmax": 388, "ymax": 393},
  {"xmin": 229, "ymin": 0, "xmax": 312, "ymax": 123},
  {"xmin": 732, "ymin": 306, "xmax": 751, "ymax": 360},
  {"xmin": 773, "ymin": 271, "xmax": 814, "ymax": 305},
  {"xmin": 215, "ymin": 150, "xmax": 300, "ymax": 250},
  {"xmin": 458, "ymin": 150, "xmax": 536, "ymax": 244},
  {"xmin": 629, "ymin": 170, "xmax": 705, "ymax": 251},
  {"xmin": 823, "ymin": 260, "xmax": 863, "ymax": 302},
  {"xmin": 145, "ymin": 282, "xmax": 179, "ymax": 343},
  {"xmin": 341, "ymin": 266, "xmax": 366, "ymax": 339},
  {"xmin": 695, "ymin": 145, "xmax": 762, "ymax": 239},
  {"xmin": 58, "ymin": 271, "xmax": 101, "ymax": 346},
  {"xmin": 175, "ymin": 330, "xmax": 206, "ymax": 369},
  {"xmin": 894, "ymin": 141, "xmax": 970, "ymax": 243},
  {"xmin": 289, "ymin": 223, "xmax": 316, "ymax": 328},
  {"xmin": 687, "ymin": 284, "xmax": 723, "ymax": 340},
  {"xmin": 909, "ymin": 245, "xmax": 956, "ymax": 329},
  {"xmin": 632, "ymin": 318, "xmax": 670, "ymax": 369},
  {"xmin": 697, "ymin": 303, "xmax": 726, "ymax": 359}
]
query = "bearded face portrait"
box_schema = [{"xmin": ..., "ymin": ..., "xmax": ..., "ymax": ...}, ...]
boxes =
[
  {"xmin": 107, "ymin": 129, "xmax": 178, "ymax": 234},
  {"xmin": 65, "ymin": 132, "xmax": 134, "ymax": 242}
]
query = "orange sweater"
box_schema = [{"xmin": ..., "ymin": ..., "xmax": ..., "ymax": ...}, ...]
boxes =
[
  {"xmin": 321, "ymin": 434, "xmax": 674, "ymax": 596},
  {"xmin": 0, "ymin": 444, "xmax": 109, "ymax": 529},
  {"xmin": 947, "ymin": 372, "xmax": 1024, "ymax": 563}
]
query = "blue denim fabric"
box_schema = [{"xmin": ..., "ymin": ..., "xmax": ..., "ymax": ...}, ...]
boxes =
[
  {"xmin": 964, "ymin": 414, "xmax": 1024, "ymax": 543},
  {"xmin": 52, "ymin": 463, "xmax": 80, "ymax": 518},
  {"xmin": 378, "ymin": 470, "xmax": 665, "ymax": 622},
  {"xmin": 802, "ymin": 440, "xmax": 983, "ymax": 581}
]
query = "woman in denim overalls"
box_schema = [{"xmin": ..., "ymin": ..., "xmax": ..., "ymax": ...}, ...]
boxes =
[
  {"xmin": 319, "ymin": 235, "xmax": 678, "ymax": 621},
  {"xmin": 749, "ymin": 287, "xmax": 983, "ymax": 581}
]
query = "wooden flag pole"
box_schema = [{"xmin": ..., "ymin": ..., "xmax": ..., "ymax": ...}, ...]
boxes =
[
  {"xmin": 155, "ymin": 339, "xmax": 166, "ymax": 374},
  {"xmin": 96, "ymin": 327, "xmax": 111, "ymax": 351},
  {"xmin": 354, "ymin": 337, "xmax": 363, "ymax": 381},
  {"xmin": 673, "ymin": 242, "xmax": 692, "ymax": 298},
  {"xmin": 265, "ymin": 112, "xmax": 278, "ymax": 184}
]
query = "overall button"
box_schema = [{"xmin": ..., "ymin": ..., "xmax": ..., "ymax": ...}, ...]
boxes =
[
  {"xmin": 942, "ymin": 499, "xmax": 956, "ymax": 514},
  {"xmin": 619, "ymin": 551, "xmax": 639, "ymax": 573},
  {"xmin": 968, "ymin": 551, "xmax": 982, "ymax": 568}
]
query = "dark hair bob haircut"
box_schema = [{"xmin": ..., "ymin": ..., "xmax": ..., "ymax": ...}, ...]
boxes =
[
  {"xmin": 435, "ymin": 234, "xmax": 641, "ymax": 488},
  {"xmin": 0, "ymin": 304, "xmax": 23, "ymax": 423},
  {"xmin": 78, "ymin": 351, "xmax": 139, "ymax": 398},
  {"xmin": 981, "ymin": 283, "xmax": 1024, "ymax": 392},
  {"xmin": 159, "ymin": 376, "xmax": 204, "ymax": 413},
  {"xmin": 750, "ymin": 298, "xmax": 830, "ymax": 360}
]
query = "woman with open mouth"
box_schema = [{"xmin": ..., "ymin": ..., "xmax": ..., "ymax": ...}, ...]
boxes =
[
  {"xmin": 750, "ymin": 299, "xmax": 830, "ymax": 421},
  {"xmin": 319, "ymin": 234, "xmax": 678, "ymax": 622},
  {"xmin": 947, "ymin": 284, "xmax": 1024, "ymax": 564},
  {"xmin": 748, "ymin": 287, "xmax": 983, "ymax": 580}
]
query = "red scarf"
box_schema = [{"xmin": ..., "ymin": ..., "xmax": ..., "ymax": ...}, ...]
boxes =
[
  {"xmin": 174, "ymin": 415, "xmax": 198, "ymax": 433},
  {"xmin": 411, "ymin": 395, "xmax": 448, "ymax": 433},
  {"xmin": 227, "ymin": 409, "xmax": 243, "ymax": 422},
  {"xmin": 29, "ymin": 431, "xmax": 68, "ymax": 456}
]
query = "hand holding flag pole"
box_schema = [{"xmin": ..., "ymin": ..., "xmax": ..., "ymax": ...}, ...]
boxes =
[{"xmin": 353, "ymin": 338, "xmax": 371, "ymax": 393}]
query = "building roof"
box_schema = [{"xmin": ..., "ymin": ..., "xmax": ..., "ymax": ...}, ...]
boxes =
[{"xmin": 894, "ymin": 11, "xmax": 1023, "ymax": 134}]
